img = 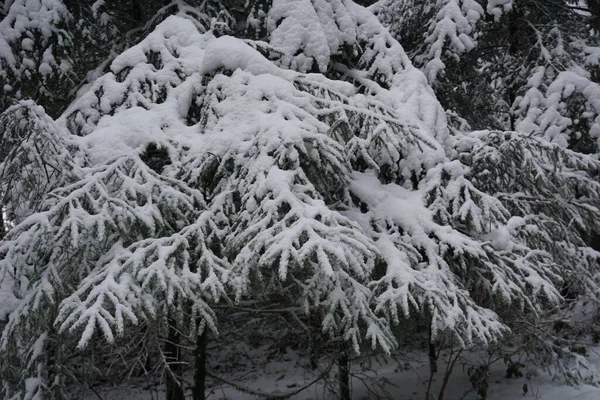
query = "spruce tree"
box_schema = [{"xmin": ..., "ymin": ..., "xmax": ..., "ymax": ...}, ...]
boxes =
[
  {"xmin": 2, "ymin": 1, "xmax": 600, "ymax": 399},
  {"xmin": 375, "ymin": 0, "xmax": 600, "ymax": 153},
  {"xmin": 375, "ymin": 0, "xmax": 600, "ymax": 383}
]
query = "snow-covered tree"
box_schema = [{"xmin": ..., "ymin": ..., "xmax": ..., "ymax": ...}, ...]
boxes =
[
  {"xmin": 373, "ymin": 0, "xmax": 600, "ymax": 384},
  {"xmin": 375, "ymin": 0, "xmax": 600, "ymax": 154},
  {"xmin": 2, "ymin": 1, "xmax": 600, "ymax": 399},
  {"xmin": 0, "ymin": 101, "xmax": 81, "ymax": 222},
  {"xmin": 0, "ymin": 0, "xmax": 236, "ymax": 117},
  {"xmin": 0, "ymin": 0, "xmax": 77, "ymax": 115},
  {"xmin": 451, "ymin": 126, "xmax": 600, "ymax": 383}
]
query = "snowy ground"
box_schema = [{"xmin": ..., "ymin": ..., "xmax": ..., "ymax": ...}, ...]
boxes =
[{"xmin": 85, "ymin": 346, "xmax": 600, "ymax": 400}]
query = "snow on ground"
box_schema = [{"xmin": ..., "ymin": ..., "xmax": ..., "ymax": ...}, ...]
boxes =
[{"xmin": 85, "ymin": 345, "xmax": 600, "ymax": 399}]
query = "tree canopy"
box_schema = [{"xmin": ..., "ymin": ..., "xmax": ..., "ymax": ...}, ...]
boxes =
[{"xmin": 1, "ymin": 1, "xmax": 600, "ymax": 399}]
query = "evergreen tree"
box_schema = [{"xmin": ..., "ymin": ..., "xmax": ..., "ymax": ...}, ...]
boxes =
[
  {"xmin": 1, "ymin": 1, "xmax": 600, "ymax": 398},
  {"xmin": 375, "ymin": 0, "xmax": 600, "ymax": 382},
  {"xmin": 375, "ymin": 0, "xmax": 600, "ymax": 153},
  {"xmin": 0, "ymin": 0, "xmax": 235, "ymax": 117},
  {"xmin": 0, "ymin": 0, "xmax": 77, "ymax": 115}
]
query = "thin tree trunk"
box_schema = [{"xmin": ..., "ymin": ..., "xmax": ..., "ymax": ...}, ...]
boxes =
[
  {"xmin": 437, "ymin": 348, "xmax": 462, "ymax": 400},
  {"xmin": 165, "ymin": 321, "xmax": 185, "ymax": 400},
  {"xmin": 428, "ymin": 324, "xmax": 437, "ymax": 375},
  {"xmin": 591, "ymin": 0, "xmax": 600, "ymax": 32},
  {"xmin": 0, "ymin": 205, "xmax": 5, "ymax": 240},
  {"xmin": 192, "ymin": 329, "xmax": 208, "ymax": 400},
  {"xmin": 338, "ymin": 343, "xmax": 351, "ymax": 400},
  {"xmin": 424, "ymin": 326, "xmax": 438, "ymax": 400}
]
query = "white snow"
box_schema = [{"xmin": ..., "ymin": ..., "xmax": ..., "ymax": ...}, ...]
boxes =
[
  {"xmin": 420, "ymin": 0, "xmax": 484, "ymax": 83},
  {"xmin": 515, "ymin": 68, "xmax": 600, "ymax": 148},
  {"xmin": 2, "ymin": 3, "xmax": 600, "ymax": 400},
  {"xmin": 82, "ymin": 345, "xmax": 600, "ymax": 400},
  {"xmin": 0, "ymin": 0, "xmax": 72, "ymax": 76}
]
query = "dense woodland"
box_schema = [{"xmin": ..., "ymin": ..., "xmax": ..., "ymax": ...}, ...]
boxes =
[{"xmin": 1, "ymin": 1, "xmax": 600, "ymax": 399}]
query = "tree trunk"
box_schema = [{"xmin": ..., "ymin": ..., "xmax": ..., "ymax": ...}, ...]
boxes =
[
  {"xmin": 165, "ymin": 321, "xmax": 185, "ymax": 400},
  {"xmin": 590, "ymin": 0, "xmax": 600, "ymax": 32},
  {"xmin": 192, "ymin": 329, "xmax": 208, "ymax": 400},
  {"xmin": 338, "ymin": 343, "xmax": 351, "ymax": 400},
  {"xmin": 437, "ymin": 349, "xmax": 462, "ymax": 400},
  {"xmin": 425, "ymin": 324, "xmax": 438, "ymax": 400},
  {"xmin": 0, "ymin": 205, "xmax": 5, "ymax": 240},
  {"xmin": 428, "ymin": 324, "xmax": 437, "ymax": 375}
]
